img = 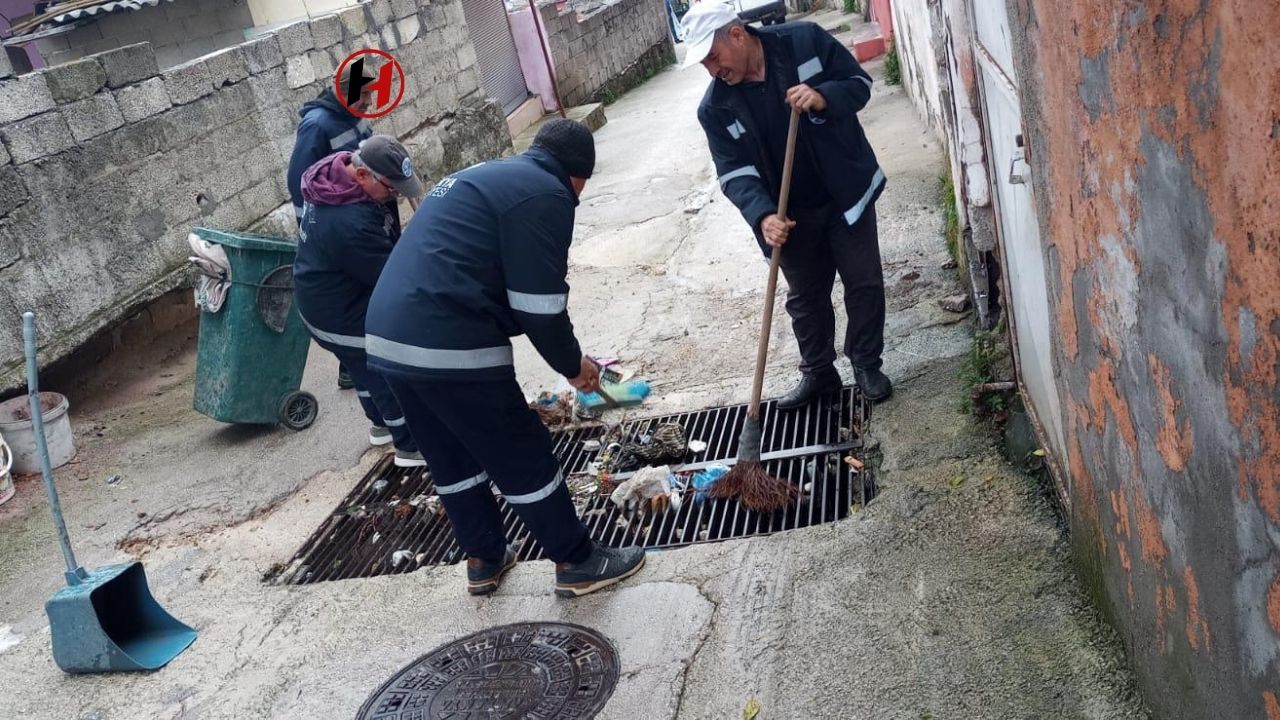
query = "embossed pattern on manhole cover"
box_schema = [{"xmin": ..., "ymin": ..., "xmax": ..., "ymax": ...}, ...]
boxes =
[{"xmin": 356, "ymin": 622, "xmax": 620, "ymax": 720}]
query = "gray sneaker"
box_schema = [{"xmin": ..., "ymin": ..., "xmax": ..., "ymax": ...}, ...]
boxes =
[
  {"xmin": 369, "ymin": 425, "xmax": 392, "ymax": 446},
  {"xmin": 467, "ymin": 546, "xmax": 517, "ymax": 596},
  {"xmin": 554, "ymin": 544, "xmax": 646, "ymax": 598},
  {"xmin": 394, "ymin": 449, "xmax": 427, "ymax": 468}
]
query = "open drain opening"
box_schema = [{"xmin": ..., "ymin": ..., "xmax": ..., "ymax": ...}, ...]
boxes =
[{"xmin": 272, "ymin": 387, "xmax": 876, "ymax": 585}]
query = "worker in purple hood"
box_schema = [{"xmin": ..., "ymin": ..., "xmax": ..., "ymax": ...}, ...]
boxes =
[{"xmin": 293, "ymin": 135, "xmax": 426, "ymax": 468}]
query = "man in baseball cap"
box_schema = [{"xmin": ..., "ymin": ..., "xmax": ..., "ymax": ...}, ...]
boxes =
[
  {"xmin": 352, "ymin": 134, "xmax": 426, "ymax": 198},
  {"xmin": 294, "ymin": 134, "xmax": 426, "ymax": 468},
  {"xmin": 687, "ymin": 1, "xmax": 894, "ymax": 407},
  {"xmin": 678, "ymin": 0, "xmax": 741, "ymax": 71}
]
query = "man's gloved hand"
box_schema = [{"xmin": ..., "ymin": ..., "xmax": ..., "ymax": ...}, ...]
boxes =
[
  {"xmin": 568, "ymin": 355, "xmax": 602, "ymax": 392},
  {"xmin": 786, "ymin": 83, "xmax": 827, "ymax": 112},
  {"xmin": 761, "ymin": 213, "xmax": 797, "ymax": 248}
]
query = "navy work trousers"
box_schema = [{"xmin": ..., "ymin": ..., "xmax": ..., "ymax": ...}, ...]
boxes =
[
  {"xmin": 318, "ymin": 342, "xmax": 415, "ymax": 452},
  {"xmin": 385, "ymin": 375, "xmax": 593, "ymax": 565},
  {"xmin": 776, "ymin": 204, "xmax": 886, "ymax": 374}
]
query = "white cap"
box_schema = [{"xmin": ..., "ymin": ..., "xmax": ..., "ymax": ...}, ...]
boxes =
[{"xmin": 679, "ymin": 1, "xmax": 741, "ymax": 70}]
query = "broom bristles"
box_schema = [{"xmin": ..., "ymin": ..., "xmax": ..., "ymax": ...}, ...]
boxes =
[{"xmin": 708, "ymin": 461, "xmax": 798, "ymax": 513}]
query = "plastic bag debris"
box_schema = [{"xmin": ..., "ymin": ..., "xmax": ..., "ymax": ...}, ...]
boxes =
[
  {"xmin": 408, "ymin": 493, "xmax": 442, "ymax": 515},
  {"xmin": 690, "ymin": 464, "xmax": 729, "ymax": 504},
  {"xmin": 576, "ymin": 379, "xmax": 652, "ymax": 411},
  {"xmin": 609, "ymin": 466, "xmax": 680, "ymax": 513}
]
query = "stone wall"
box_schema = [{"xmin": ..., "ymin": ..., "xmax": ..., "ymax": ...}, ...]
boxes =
[
  {"xmin": 0, "ymin": 0, "xmax": 512, "ymax": 390},
  {"xmin": 537, "ymin": 0, "xmax": 673, "ymax": 107},
  {"xmin": 36, "ymin": 0, "xmax": 255, "ymax": 70}
]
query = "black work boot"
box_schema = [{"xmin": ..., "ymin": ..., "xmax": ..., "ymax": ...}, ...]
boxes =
[
  {"xmin": 337, "ymin": 366, "xmax": 355, "ymax": 390},
  {"xmin": 777, "ymin": 367, "xmax": 842, "ymax": 410},
  {"xmin": 555, "ymin": 544, "xmax": 646, "ymax": 598},
  {"xmin": 467, "ymin": 546, "xmax": 517, "ymax": 596},
  {"xmin": 854, "ymin": 366, "xmax": 893, "ymax": 403}
]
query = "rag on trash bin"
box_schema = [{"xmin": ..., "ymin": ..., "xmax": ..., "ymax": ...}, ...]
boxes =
[{"xmin": 187, "ymin": 233, "xmax": 230, "ymax": 313}]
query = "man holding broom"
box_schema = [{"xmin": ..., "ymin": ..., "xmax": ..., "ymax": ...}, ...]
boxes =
[{"xmin": 684, "ymin": 1, "xmax": 892, "ymax": 408}]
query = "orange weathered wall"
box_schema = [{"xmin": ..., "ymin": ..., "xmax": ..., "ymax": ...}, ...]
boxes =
[{"xmin": 1005, "ymin": 1, "xmax": 1280, "ymax": 717}]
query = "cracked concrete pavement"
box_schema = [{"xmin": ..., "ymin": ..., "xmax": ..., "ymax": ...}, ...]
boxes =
[{"xmin": 0, "ymin": 12, "xmax": 1148, "ymax": 719}]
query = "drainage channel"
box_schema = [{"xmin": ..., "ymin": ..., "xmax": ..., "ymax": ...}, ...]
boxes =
[{"xmin": 272, "ymin": 387, "xmax": 874, "ymax": 585}]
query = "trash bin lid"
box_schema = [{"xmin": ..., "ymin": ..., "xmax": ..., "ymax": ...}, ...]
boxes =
[{"xmin": 192, "ymin": 227, "xmax": 297, "ymax": 253}]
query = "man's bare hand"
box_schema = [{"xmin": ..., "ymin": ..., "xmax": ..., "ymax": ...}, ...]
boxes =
[
  {"xmin": 786, "ymin": 83, "xmax": 827, "ymax": 112},
  {"xmin": 761, "ymin": 213, "xmax": 797, "ymax": 248},
  {"xmin": 568, "ymin": 356, "xmax": 601, "ymax": 392}
]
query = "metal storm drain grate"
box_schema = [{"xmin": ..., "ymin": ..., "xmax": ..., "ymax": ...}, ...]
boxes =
[
  {"xmin": 357, "ymin": 622, "xmax": 619, "ymax": 720},
  {"xmin": 272, "ymin": 387, "xmax": 874, "ymax": 585}
]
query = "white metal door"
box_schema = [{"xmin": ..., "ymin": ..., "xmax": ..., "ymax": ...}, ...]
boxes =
[
  {"xmin": 971, "ymin": 1, "xmax": 1067, "ymax": 464},
  {"xmin": 461, "ymin": 0, "xmax": 529, "ymax": 114}
]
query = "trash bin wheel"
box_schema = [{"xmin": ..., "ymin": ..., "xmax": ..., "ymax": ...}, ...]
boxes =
[{"xmin": 279, "ymin": 391, "xmax": 318, "ymax": 431}]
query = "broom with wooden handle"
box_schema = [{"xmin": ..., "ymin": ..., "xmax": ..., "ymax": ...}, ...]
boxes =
[{"xmin": 710, "ymin": 107, "xmax": 803, "ymax": 514}]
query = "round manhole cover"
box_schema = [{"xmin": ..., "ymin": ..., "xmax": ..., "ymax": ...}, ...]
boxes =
[{"xmin": 356, "ymin": 622, "xmax": 620, "ymax": 719}]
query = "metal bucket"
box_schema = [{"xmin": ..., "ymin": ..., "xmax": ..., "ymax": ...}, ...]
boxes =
[
  {"xmin": 0, "ymin": 432, "xmax": 13, "ymax": 506},
  {"xmin": 0, "ymin": 392, "xmax": 75, "ymax": 475}
]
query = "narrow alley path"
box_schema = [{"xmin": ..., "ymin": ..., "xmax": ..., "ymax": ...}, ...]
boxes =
[{"xmin": 0, "ymin": 11, "xmax": 1146, "ymax": 719}]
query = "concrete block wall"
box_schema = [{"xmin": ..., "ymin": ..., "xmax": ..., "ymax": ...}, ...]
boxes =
[
  {"xmin": 536, "ymin": 0, "xmax": 673, "ymax": 107},
  {"xmin": 0, "ymin": 0, "xmax": 512, "ymax": 389},
  {"xmin": 36, "ymin": 0, "xmax": 255, "ymax": 70}
]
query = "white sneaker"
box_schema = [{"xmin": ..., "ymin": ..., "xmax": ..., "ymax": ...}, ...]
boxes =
[
  {"xmin": 369, "ymin": 426, "xmax": 393, "ymax": 446},
  {"xmin": 394, "ymin": 449, "xmax": 427, "ymax": 468}
]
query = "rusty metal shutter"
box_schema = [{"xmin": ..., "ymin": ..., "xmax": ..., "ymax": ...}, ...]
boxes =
[{"xmin": 459, "ymin": 0, "xmax": 529, "ymax": 114}]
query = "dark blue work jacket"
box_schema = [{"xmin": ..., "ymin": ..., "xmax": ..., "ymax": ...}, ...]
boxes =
[
  {"xmin": 367, "ymin": 148, "xmax": 584, "ymax": 383},
  {"xmin": 294, "ymin": 178, "xmax": 400, "ymax": 349},
  {"xmin": 286, "ymin": 90, "xmax": 372, "ymax": 224},
  {"xmin": 698, "ymin": 22, "xmax": 885, "ymax": 252}
]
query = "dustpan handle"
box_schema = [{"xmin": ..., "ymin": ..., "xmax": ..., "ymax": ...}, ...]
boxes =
[{"xmin": 23, "ymin": 312, "xmax": 86, "ymax": 585}]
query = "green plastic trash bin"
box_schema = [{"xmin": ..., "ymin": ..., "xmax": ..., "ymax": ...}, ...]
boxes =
[{"xmin": 191, "ymin": 227, "xmax": 318, "ymax": 430}]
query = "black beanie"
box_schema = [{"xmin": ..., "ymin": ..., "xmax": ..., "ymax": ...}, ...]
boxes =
[{"xmin": 531, "ymin": 119, "xmax": 596, "ymax": 179}]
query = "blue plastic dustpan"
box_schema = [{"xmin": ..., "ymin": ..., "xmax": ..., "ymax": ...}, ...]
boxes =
[
  {"xmin": 46, "ymin": 561, "xmax": 197, "ymax": 672},
  {"xmin": 23, "ymin": 312, "xmax": 197, "ymax": 673}
]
